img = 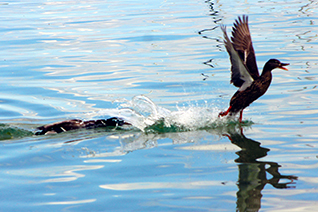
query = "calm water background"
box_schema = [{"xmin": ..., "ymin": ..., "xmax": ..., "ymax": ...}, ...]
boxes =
[{"xmin": 1, "ymin": 0, "xmax": 318, "ymax": 211}]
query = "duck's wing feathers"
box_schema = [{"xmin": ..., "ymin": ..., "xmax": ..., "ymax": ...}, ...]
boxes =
[
  {"xmin": 231, "ymin": 15, "xmax": 259, "ymax": 80},
  {"xmin": 221, "ymin": 24, "xmax": 254, "ymax": 91}
]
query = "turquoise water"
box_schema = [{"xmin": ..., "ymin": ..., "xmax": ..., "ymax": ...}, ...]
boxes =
[{"xmin": 1, "ymin": 0, "xmax": 318, "ymax": 211}]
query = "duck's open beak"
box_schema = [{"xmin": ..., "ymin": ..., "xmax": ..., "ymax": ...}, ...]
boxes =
[{"xmin": 279, "ymin": 63, "xmax": 289, "ymax": 71}]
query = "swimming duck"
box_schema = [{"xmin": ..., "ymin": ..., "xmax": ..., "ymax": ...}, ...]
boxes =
[{"xmin": 35, "ymin": 117, "xmax": 130, "ymax": 135}]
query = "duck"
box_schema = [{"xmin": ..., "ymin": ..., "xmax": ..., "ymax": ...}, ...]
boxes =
[
  {"xmin": 218, "ymin": 15, "xmax": 289, "ymax": 122},
  {"xmin": 35, "ymin": 117, "xmax": 131, "ymax": 135}
]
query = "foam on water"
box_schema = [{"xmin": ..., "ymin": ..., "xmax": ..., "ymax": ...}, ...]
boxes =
[{"xmin": 89, "ymin": 95, "xmax": 233, "ymax": 132}]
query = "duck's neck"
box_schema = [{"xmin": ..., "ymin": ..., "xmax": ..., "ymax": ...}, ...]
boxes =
[
  {"xmin": 259, "ymin": 68, "xmax": 272, "ymax": 94},
  {"xmin": 261, "ymin": 61, "xmax": 276, "ymax": 77},
  {"xmin": 260, "ymin": 69, "xmax": 272, "ymax": 79}
]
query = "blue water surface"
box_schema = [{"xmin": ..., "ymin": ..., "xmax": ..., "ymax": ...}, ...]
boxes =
[{"xmin": 1, "ymin": 0, "xmax": 318, "ymax": 211}]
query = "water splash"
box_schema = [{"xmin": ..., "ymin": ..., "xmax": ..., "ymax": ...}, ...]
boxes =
[
  {"xmin": 0, "ymin": 95, "xmax": 253, "ymax": 140},
  {"xmin": 91, "ymin": 95, "xmax": 247, "ymax": 133}
]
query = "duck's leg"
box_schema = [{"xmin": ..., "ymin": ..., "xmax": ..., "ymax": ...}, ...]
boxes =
[
  {"xmin": 239, "ymin": 110, "xmax": 243, "ymax": 123},
  {"xmin": 218, "ymin": 106, "xmax": 232, "ymax": 117}
]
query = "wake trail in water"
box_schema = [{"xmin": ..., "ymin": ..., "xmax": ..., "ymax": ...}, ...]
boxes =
[
  {"xmin": 0, "ymin": 95, "xmax": 252, "ymax": 140},
  {"xmin": 88, "ymin": 95, "xmax": 240, "ymax": 133}
]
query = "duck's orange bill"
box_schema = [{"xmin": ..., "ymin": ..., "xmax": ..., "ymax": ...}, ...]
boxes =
[{"xmin": 279, "ymin": 63, "xmax": 289, "ymax": 71}]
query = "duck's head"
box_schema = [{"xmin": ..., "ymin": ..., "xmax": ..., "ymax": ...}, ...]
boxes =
[{"xmin": 264, "ymin": 59, "xmax": 289, "ymax": 72}]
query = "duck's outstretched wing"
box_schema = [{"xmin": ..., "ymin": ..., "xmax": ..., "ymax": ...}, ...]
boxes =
[
  {"xmin": 231, "ymin": 15, "xmax": 259, "ymax": 80},
  {"xmin": 221, "ymin": 24, "xmax": 254, "ymax": 91}
]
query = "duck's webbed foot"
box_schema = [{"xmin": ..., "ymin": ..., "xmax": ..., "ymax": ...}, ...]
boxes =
[{"xmin": 218, "ymin": 106, "xmax": 232, "ymax": 117}]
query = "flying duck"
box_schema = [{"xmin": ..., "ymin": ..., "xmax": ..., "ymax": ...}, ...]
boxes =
[{"xmin": 218, "ymin": 15, "xmax": 289, "ymax": 122}]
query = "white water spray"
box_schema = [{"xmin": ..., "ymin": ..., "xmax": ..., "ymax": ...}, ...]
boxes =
[{"xmin": 90, "ymin": 95, "xmax": 221, "ymax": 132}]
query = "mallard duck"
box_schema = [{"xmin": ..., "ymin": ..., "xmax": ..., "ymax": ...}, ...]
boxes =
[{"xmin": 219, "ymin": 15, "xmax": 289, "ymax": 122}]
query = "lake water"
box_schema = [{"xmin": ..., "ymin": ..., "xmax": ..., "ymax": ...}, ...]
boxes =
[{"xmin": 1, "ymin": 0, "xmax": 318, "ymax": 211}]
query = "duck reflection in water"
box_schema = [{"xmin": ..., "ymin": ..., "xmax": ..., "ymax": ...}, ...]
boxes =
[
  {"xmin": 224, "ymin": 127, "xmax": 298, "ymax": 212},
  {"xmin": 35, "ymin": 116, "xmax": 298, "ymax": 212}
]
